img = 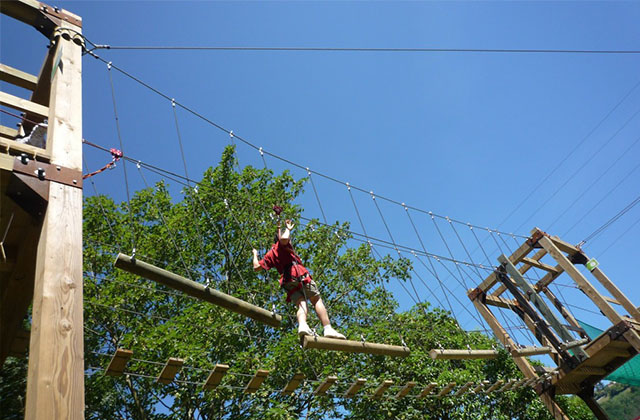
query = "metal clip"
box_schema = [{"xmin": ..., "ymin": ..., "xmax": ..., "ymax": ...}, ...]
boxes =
[
  {"xmin": 360, "ymin": 334, "xmax": 366, "ymax": 343},
  {"xmin": 107, "ymin": 61, "xmax": 112, "ymax": 70},
  {"xmin": 229, "ymin": 130, "xmax": 234, "ymax": 138},
  {"xmin": 171, "ymin": 98, "xmax": 176, "ymax": 107}
]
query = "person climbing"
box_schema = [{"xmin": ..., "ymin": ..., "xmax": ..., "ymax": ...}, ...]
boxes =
[{"xmin": 252, "ymin": 219, "xmax": 346, "ymax": 339}]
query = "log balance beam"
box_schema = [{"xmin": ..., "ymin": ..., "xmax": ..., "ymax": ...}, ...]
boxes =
[
  {"xmin": 114, "ymin": 253, "xmax": 282, "ymax": 328},
  {"xmin": 302, "ymin": 335, "xmax": 410, "ymax": 357},
  {"xmin": 429, "ymin": 348, "xmax": 499, "ymax": 360}
]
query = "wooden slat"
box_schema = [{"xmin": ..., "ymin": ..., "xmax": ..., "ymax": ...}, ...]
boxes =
[
  {"xmin": 497, "ymin": 380, "xmax": 517, "ymax": 392},
  {"xmin": 202, "ymin": 364, "xmax": 229, "ymax": 390},
  {"xmin": 0, "ymin": 91, "xmax": 48, "ymax": 118},
  {"xmin": 157, "ymin": 358, "xmax": 183, "ymax": 384},
  {"xmin": 521, "ymin": 257, "xmax": 562, "ymax": 274},
  {"xmin": 589, "ymin": 264, "xmax": 640, "ymax": 323},
  {"xmin": 485, "ymin": 380, "xmax": 504, "ymax": 393},
  {"xmin": 418, "ymin": 382, "xmax": 438, "ymax": 398},
  {"xmin": 313, "ymin": 375, "xmax": 337, "ymax": 396},
  {"xmin": 302, "ymin": 335, "xmax": 410, "ymax": 357},
  {"xmin": 484, "ymin": 294, "xmax": 518, "ymax": 310},
  {"xmin": 104, "ymin": 349, "xmax": 133, "ymax": 376},
  {"xmin": 472, "ymin": 381, "xmax": 490, "ymax": 393},
  {"xmin": 548, "ymin": 235, "xmax": 581, "ymax": 255},
  {"xmin": 494, "ymin": 249, "xmax": 548, "ymax": 297},
  {"xmin": 244, "ymin": 369, "xmax": 269, "ymax": 394},
  {"xmin": 478, "ymin": 241, "xmax": 533, "ymax": 292},
  {"xmin": 436, "ymin": 382, "xmax": 456, "ymax": 397},
  {"xmin": 0, "ymin": 124, "xmax": 18, "ymax": 140},
  {"xmin": 281, "ymin": 372, "xmax": 305, "ymax": 395},
  {"xmin": 453, "ymin": 381, "xmax": 474, "ymax": 396},
  {"xmin": 344, "ymin": 378, "xmax": 366, "ymax": 397},
  {"xmin": 0, "ymin": 63, "xmax": 38, "ymax": 90},
  {"xmin": 429, "ymin": 348, "xmax": 499, "ymax": 360},
  {"xmin": 395, "ymin": 381, "xmax": 416, "ymax": 399},
  {"xmin": 0, "ymin": 138, "xmax": 51, "ymax": 161},
  {"xmin": 371, "ymin": 379, "xmax": 393, "ymax": 399}
]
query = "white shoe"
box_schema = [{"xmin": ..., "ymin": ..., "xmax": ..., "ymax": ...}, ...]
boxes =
[
  {"xmin": 323, "ymin": 325, "xmax": 346, "ymax": 340},
  {"xmin": 298, "ymin": 323, "xmax": 313, "ymax": 337}
]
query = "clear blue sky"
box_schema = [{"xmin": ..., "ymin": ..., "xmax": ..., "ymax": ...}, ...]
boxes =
[{"xmin": 2, "ymin": 1, "xmax": 639, "ymax": 344}]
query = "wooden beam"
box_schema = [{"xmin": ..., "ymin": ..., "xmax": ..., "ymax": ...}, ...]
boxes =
[
  {"xmin": 395, "ymin": 381, "xmax": 416, "ymax": 399},
  {"xmin": 494, "ymin": 249, "xmax": 548, "ymax": 298},
  {"xmin": 429, "ymin": 348, "xmax": 499, "ymax": 360},
  {"xmin": 436, "ymin": 382, "xmax": 456, "ymax": 397},
  {"xmin": 114, "ymin": 254, "xmax": 282, "ymax": 328},
  {"xmin": 371, "ymin": 379, "xmax": 393, "ymax": 399},
  {"xmin": 0, "ymin": 138, "xmax": 51, "ymax": 161},
  {"xmin": 0, "ymin": 125, "xmax": 18, "ymax": 140},
  {"xmin": 302, "ymin": 335, "xmax": 410, "ymax": 357},
  {"xmin": 453, "ymin": 381, "xmax": 474, "ymax": 397},
  {"xmin": 477, "ymin": 241, "xmax": 533, "ymax": 292},
  {"xmin": 485, "ymin": 380, "xmax": 504, "ymax": 393},
  {"xmin": 484, "ymin": 294, "xmax": 518, "ymax": 310},
  {"xmin": 0, "ymin": 91, "xmax": 49, "ymax": 119},
  {"xmin": 344, "ymin": 378, "xmax": 366, "ymax": 397},
  {"xmin": 521, "ymin": 257, "xmax": 562, "ymax": 274},
  {"xmin": 588, "ymin": 262, "xmax": 640, "ymax": 323},
  {"xmin": 418, "ymin": 382, "xmax": 438, "ymax": 398},
  {"xmin": 541, "ymin": 286, "xmax": 588, "ymax": 339},
  {"xmin": 104, "ymin": 349, "xmax": 132, "ymax": 377},
  {"xmin": 244, "ymin": 369, "xmax": 269, "ymax": 394},
  {"xmin": 24, "ymin": 20, "xmax": 84, "ymax": 420},
  {"xmin": 313, "ymin": 375, "xmax": 337, "ymax": 396},
  {"xmin": 511, "ymin": 346, "xmax": 553, "ymax": 357},
  {"xmin": 281, "ymin": 372, "xmax": 305, "ymax": 395},
  {"xmin": 202, "ymin": 364, "xmax": 229, "ymax": 391},
  {"xmin": 157, "ymin": 357, "xmax": 183, "ymax": 384},
  {"xmin": 472, "ymin": 381, "xmax": 490, "ymax": 393},
  {"xmin": 0, "ymin": 63, "xmax": 38, "ymax": 90}
]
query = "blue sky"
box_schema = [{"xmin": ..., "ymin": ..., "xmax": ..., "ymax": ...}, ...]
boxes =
[{"xmin": 2, "ymin": 1, "xmax": 640, "ymax": 348}]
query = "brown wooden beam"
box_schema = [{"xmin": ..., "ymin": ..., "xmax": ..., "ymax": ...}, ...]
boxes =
[
  {"xmin": 302, "ymin": 335, "xmax": 410, "ymax": 357},
  {"xmin": 371, "ymin": 379, "xmax": 393, "ymax": 399},
  {"xmin": 244, "ymin": 369, "xmax": 269, "ymax": 394},
  {"xmin": 202, "ymin": 364, "xmax": 229, "ymax": 391},
  {"xmin": 429, "ymin": 348, "xmax": 499, "ymax": 360},
  {"xmin": 313, "ymin": 375, "xmax": 337, "ymax": 396},
  {"xmin": 281, "ymin": 372, "xmax": 304, "ymax": 395},
  {"xmin": 104, "ymin": 349, "xmax": 133, "ymax": 377},
  {"xmin": 0, "ymin": 63, "xmax": 38, "ymax": 90},
  {"xmin": 418, "ymin": 382, "xmax": 438, "ymax": 398},
  {"xmin": 344, "ymin": 378, "xmax": 366, "ymax": 397},
  {"xmin": 157, "ymin": 358, "xmax": 183, "ymax": 384},
  {"xmin": 394, "ymin": 381, "xmax": 416, "ymax": 399}
]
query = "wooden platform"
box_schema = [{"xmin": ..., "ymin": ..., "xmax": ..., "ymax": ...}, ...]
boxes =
[{"xmin": 552, "ymin": 321, "xmax": 639, "ymax": 395}]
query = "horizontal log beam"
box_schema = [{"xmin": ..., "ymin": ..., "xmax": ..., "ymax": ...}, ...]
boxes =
[
  {"xmin": 114, "ymin": 253, "xmax": 282, "ymax": 327},
  {"xmin": 0, "ymin": 63, "xmax": 38, "ymax": 90},
  {"xmin": 104, "ymin": 348, "xmax": 132, "ymax": 377},
  {"xmin": 429, "ymin": 348, "xmax": 499, "ymax": 360},
  {"xmin": 302, "ymin": 335, "xmax": 410, "ymax": 357},
  {"xmin": 511, "ymin": 346, "xmax": 553, "ymax": 357},
  {"xmin": 0, "ymin": 91, "xmax": 48, "ymax": 118},
  {"xmin": 202, "ymin": 364, "xmax": 229, "ymax": 390}
]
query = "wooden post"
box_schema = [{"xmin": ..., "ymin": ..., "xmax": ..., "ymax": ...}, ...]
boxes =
[
  {"xmin": 115, "ymin": 254, "xmax": 282, "ymax": 328},
  {"xmin": 23, "ymin": 7, "xmax": 85, "ymax": 420},
  {"xmin": 511, "ymin": 346, "xmax": 553, "ymax": 357},
  {"xmin": 436, "ymin": 382, "xmax": 456, "ymax": 397}
]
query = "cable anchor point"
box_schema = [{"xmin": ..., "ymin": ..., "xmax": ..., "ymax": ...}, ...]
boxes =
[{"xmin": 107, "ymin": 61, "xmax": 112, "ymax": 70}]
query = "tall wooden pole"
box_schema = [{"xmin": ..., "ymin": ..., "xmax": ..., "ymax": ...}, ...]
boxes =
[{"xmin": 25, "ymin": 14, "xmax": 84, "ymax": 420}]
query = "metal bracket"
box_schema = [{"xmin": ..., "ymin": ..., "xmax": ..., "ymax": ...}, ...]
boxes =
[
  {"xmin": 527, "ymin": 229, "xmax": 546, "ymax": 248},
  {"xmin": 608, "ymin": 320, "xmax": 632, "ymax": 341},
  {"xmin": 468, "ymin": 287, "xmax": 485, "ymax": 302},
  {"xmin": 12, "ymin": 155, "xmax": 82, "ymax": 189}
]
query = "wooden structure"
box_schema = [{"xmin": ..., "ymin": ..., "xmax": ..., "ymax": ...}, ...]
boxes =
[
  {"xmin": 468, "ymin": 227, "xmax": 640, "ymax": 420},
  {"xmin": 114, "ymin": 253, "xmax": 282, "ymax": 327},
  {"xmin": 429, "ymin": 348, "xmax": 498, "ymax": 360},
  {"xmin": 0, "ymin": 1, "xmax": 84, "ymax": 419},
  {"xmin": 105, "ymin": 348, "xmax": 133, "ymax": 376},
  {"xmin": 302, "ymin": 335, "xmax": 410, "ymax": 357},
  {"xmin": 344, "ymin": 378, "xmax": 367, "ymax": 397},
  {"xmin": 314, "ymin": 375, "xmax": 338, "ymax": 396},
  {"xmin": 157, "ymin": 357, "xmax": 184, "ymax": 384},
  {"xmin": 203, "ymin": 364, "xmax": 229, "ymax": 391},
  {"xmin": 244, "ymin": 369, "xmax": 269, "ymax": 393},
  {"xmin": 282, "ymin": 372, "xmax": 305, "ymax": 395}
]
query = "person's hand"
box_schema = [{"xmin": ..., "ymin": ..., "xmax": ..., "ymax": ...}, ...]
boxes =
[
  {"xmin": 285, "ymin": 219, "xmax": 295, "ymax": 230},
  {"xmin": 252, "ymin": 249, "xmax": 258, "ymax": 257}
]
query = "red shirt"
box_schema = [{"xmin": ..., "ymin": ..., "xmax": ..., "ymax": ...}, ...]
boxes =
[{"xmin": 259, "ymin": 241, "xmax": 312, "ymax": 287}]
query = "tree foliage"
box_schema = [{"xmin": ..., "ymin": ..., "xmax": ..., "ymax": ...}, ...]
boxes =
[{"xmin": 2, "ymin": 146, "xmax": 595, "ymax": 419}]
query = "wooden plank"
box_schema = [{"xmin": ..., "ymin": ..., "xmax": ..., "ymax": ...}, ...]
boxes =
[
  {"xmin": 24, "ymin": 23, "xmax": 84, "ymax": 420},
  {"xmin": 395, "ymin": 381, "xmax": 416, "ymax": 399},
  {"xmin": 472, "ymin": 381, "xmax": 490, "ymax": 393},
  {"xmin": 589, "ymin": 263, "xmax": 640, "ymax": 323},
  {"xmin": 244, "ymin": 369, "xmax": 269, "ymax": 394},
  {"xmin": 0, "ymin": 63, "xmax": 38, "ymax": 90},
  {"xmin": 157, "ymin": 358, "xmax": 183, "ymax": 384},
  {"xmin": 436, "ymin": 382, "xmax": 456, "ymax": 397},
  {"xmin": 494, "ymin": 249, "xmax": 548, "ymax": 298},
  {"xmin": 453, "ymin": 381, "xmax": 474, "ymax": 397},
  {"xmin": 541, "ymin": 286, "xmax": 588, "ymax": 339},
  {"xmin": 0, "ymin": 91, "xmax": 49, "ymax": 118},
  {"xmin": 485, "ymin": 380, "xmax": 504, "ymax": 393},
  {"xmin": 549, "ymin": 235, "xmax": 581, "ymax": 255},
  {"xmin": 115, "ymin": 254, "xmax": 282, "ymax": 327},
  {"xmin": 313, "ymin": 375, "xmax": 337, "ymax": 396},
  {"xmin": 429, "ymin": 348, "xmax": 499, "ymax": 360},
  {"xmin": 302, "ymin": 335, "xmax": 410, "ymax": 357},
  {"xmin": 478, "ymin": 241, "xmax": 533, "ymax": 292},
  {"xmin": 0, "ymin": 124, "xmax": 18, "ymax": 140},
  {"xmin": 418, "ymin": 382, "xmax": 438, "ymax": 398},
  {"xmin": 539, "ymin": 236, "xmax": 623, "ymax": 325},
  {"xmin": 371, "ymin": 379, "xmax": 393, "ymax": 399},
  {"xmin": 281, "ymin": 372, "xmax": 304, "ymax": 395},
  {"xmin": 344, "ymin": 378, "xmax": 366, "ymax": 397},
  {"xmin": 202, "ymin": 364, "xmax": 229, "ymax": 390},
  {"xmin": 484, "ymin": 294, "xmax": 518, "ymax": 310},
  {"xmin": 0, "ymin": 138, "xmax": 51, "ymax": 161},
  {"xmin": 104, "ymin": 349, "xmax": 132, "ymax": 377},
  {"xmin": 521, "ymin": 257, "xmax": 562, "ymax": 274}
]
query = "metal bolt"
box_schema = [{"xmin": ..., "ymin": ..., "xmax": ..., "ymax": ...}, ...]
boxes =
[
  {"xmin": 73, "ymin": 179, "xmax": 77, "ymax": 184},
  {"xmin": 20, "ymin": 154, "xmax": 29, "ymax": 164},
  {"xmin": 36, "ymin": 168, "xmax": 46, "ymax": 180},
  {"xmin": 56, "ymin": 166, "xmax": 61, "ymax": 171}
]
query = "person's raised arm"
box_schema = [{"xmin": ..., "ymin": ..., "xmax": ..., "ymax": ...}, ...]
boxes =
[
  {"xmin": 279, "ymin": 219, "xmax": 295, "ymax": 246},
  {"xmin": 252, "ymin": 249, "xmax": 263, "ymax": 271}
]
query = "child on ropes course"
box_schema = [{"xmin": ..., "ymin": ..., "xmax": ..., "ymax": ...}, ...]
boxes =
[{"xmin": 252, "ymin": 219, "xmax": 346, "ymax": 339}]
